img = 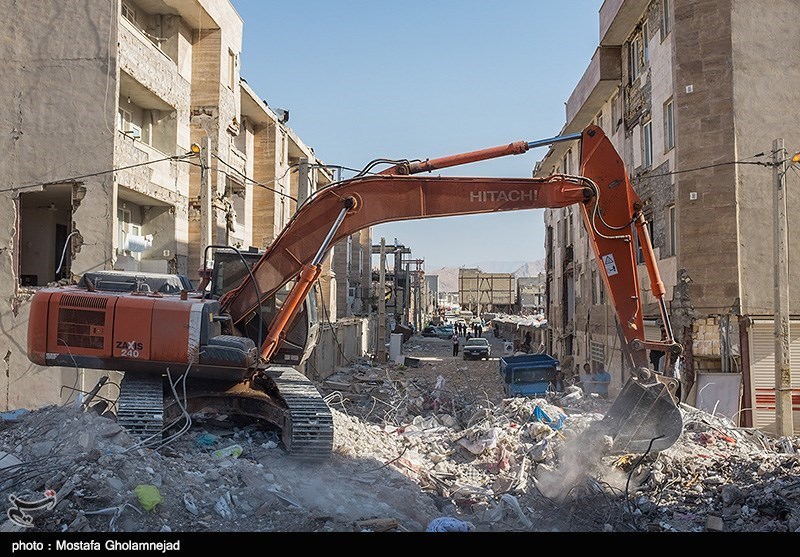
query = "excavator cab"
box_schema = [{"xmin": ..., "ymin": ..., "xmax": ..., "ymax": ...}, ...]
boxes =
[{"xmin": 209, "ymin": 249, "xmax": 320, "ymax": 367}]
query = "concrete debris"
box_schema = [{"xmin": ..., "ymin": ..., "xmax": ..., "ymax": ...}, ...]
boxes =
[{"xmin": 3, "ymin": 336, "xmax": 800, "ymax": 532}]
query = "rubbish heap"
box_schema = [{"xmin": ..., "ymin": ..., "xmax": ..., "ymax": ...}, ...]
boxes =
[{"xmin": 2, "ymin": 358, "xmax": 800, "ymax": 533}]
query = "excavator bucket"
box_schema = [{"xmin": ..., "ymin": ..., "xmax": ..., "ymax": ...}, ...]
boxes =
[{"xmin": 587, "ymin": 371, "xmax": 684, "ymax": 454}]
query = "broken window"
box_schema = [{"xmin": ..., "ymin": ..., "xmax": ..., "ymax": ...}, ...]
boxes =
[{"xmin": 18, "ymin": 187, "xmax": 73, "ymax": 286}]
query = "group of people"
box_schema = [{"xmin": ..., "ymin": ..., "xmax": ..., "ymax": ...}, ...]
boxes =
[
  {"xmin": 450, "ymin": 321, "xmax": 483, "ymax": 356},
  {"xmin": 579, "ymin": 362, "xmax": 611, "ymax": 399},
  {"xmin": 452, "ymin": 321, "xmax": 482, "ymax": 338}
]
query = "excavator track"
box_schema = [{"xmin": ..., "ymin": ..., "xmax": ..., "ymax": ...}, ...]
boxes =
[
  {"xmin": 159, "ymin": 367, "xmax": 334, "ymax": 460},
  {"xmin": 117, "ymin": 372, "xmax": 164, "ymax": 443},
  {"xmin": 266, "ymin": 366, "xmax": 334, "ymax": 461}
]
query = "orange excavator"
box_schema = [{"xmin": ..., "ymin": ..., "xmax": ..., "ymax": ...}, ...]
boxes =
[{"xmin": 27, "ymin": 125, "xmax": 683, "ymax": 459}]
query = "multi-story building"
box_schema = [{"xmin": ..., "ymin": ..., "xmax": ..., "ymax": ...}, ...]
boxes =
[
  {"xmin": 458, "ymin": 268, "xmax": 516, "ymax": 316},
  {"xmin": 332, "ymin": 229, "xmax": 372, "ymax": 320},
  {"xmin": 517, "ymin": 275, "xmax": 545, "ymax": 315},
  {"xmin": 0, "ymin": 0, "xmax": 334, "ymax": 410},
  {"xmin": 537, "ymin": 0, "xmax": 800, "ymax": 432}
]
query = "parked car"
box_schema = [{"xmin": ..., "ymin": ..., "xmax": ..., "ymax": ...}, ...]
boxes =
[
  {"xmin": 463, "ymin": 337, "xmax": 491, "ymax": 360},
  {"xmin": 436, "ymin": 325, "xmax": 455, "ymax": 339},
  {"xmin": 421, "ymin": 326, "xmax": 440, "ymax": 337}
]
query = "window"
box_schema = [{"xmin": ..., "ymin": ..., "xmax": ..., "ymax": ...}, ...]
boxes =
[
  {"xmin": 117, "ymin": 207, "xmax": 142, "ymax": 262},
  {"xmin": 591, "ymin": 269, "xmax": 598, "ymax": 305},
  {"xmin": 643, "ymin": 120, "xmax": 653, "ymax": 167},
  {"xmin": 117, "ymin": 108, "xmax": 141, "ymax": 139},
  {"xmin": 228, "ymin": 49, "xmax": 236, "ymax": 90},
  {"xmin": 629, "ymin": 36, "xmax": 642, "ymax": 83},
  {"xmin": 664, "ymin": 99, "xmax": 675, "ymax": 151},
  {"xmin": 117, "ymin": 108, "xmax": 132, "ymax": 132},
  {"xmin": 596, "ymin": 111, "xmax": 603, "ymax": 131},
  {"xmin": 665, "ymin": 204, "xmax": 676, "ymax": 256},
  {"xmin": 662, "ymin": 0, "xmax": 671, "ymax": 39},
  {"xmin": 121, "ymin": 2, "xmax": 137, "ymax": 23},
  {"xmin": 611, "ymin": 92, "xmax": 620, "ymax": 130},
  {"xmin": 563, "ymin": 149, "xmax": 572, "ymax": 174},
  {"xmin": 643, "ymin": 22, "xmax": 649, "ymax": 63}
]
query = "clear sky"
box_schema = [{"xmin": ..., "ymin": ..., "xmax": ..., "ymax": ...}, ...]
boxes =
[{"xmin": 230, "ymin": 0, "xmax": 603, "ymax": 270}]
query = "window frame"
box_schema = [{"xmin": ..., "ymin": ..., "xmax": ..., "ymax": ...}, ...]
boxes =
[
  {"xmin": 228, "ymin": 49, "xmax": 236, "ymax": 91},
  {"xmin": 662, "ymin": 0, "xmax": 672, "ymax": 40},
  {"xmin": 664, "ymin": 98, "xmax": 675, "ymax": 151},
  {"xmin": 121, "ymin": 2, "xmax": 137, "ymax": 24},
  {"xmin": 666, "ymin": 204, "xmax": 676, "ymax": 256},
  {"xmin": 628, "ymin": 37, "xmax": 642, "ymax": 83},
  {"xmin": 643, "ymin": 120, "xmax": 653, "ymax": 168}
]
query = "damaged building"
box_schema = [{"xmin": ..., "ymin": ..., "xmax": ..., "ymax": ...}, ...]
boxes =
[
  {"xmin": 0, "ymin": 0, "xmax": 373, "ymax": 411},
  {"xmin": 537, "ymin": 0, "xmax": 800, "ymax": 433}
]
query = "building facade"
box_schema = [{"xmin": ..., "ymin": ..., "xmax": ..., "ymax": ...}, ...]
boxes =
[
  {"xmin": 458, "ymin": 268, "xmax": 516, "ymax": 316},
  {"xmin": 0, "ymin": 0, "xmax": 338, "ymax": 410},
  {"xmin": 537, "ymin": 0, "xmax": 800, "ymax": 432}
]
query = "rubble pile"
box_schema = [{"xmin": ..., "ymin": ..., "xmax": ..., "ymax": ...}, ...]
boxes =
[{"xmin": 2, "ymin": 349, "xmax": 800, "ymax": 532}]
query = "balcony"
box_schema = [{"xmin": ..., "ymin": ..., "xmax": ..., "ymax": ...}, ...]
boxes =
[
  {"xmin": 534, "ymin": 46, "xmax": 621, "ymax": 177},
  {"xmin": 114, "ymin": 135, "xmax": 188, "ymax": 202},
  {"xmin": 599, "ymin": 0, "xmax": 650, "ymax": 46},
  {"xmin": 565, "ymin": 46, "xmax": 622, "ymax": 131},
  {"xmin": 118, "ymin": 17, "xmax": 190, "ymax": 110}
]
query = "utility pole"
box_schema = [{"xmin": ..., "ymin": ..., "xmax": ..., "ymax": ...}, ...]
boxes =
[
  {"xmin": 377, "ymin": 238, "xmax": 387, "ymax": 363},
  {"xmin": 297, "ymin": 157, "xmax": 310, "ymax": 208},
  {"xmin": 773, "ymin": 138, "xmax": 793, "ymax": 436},
  {"xmin": 199, "ymin": 136, "xmax": 212, "ymax": 258},
  {"xmin": 415, "ymin": 261, "xmax": 422, "ymax": 331}
]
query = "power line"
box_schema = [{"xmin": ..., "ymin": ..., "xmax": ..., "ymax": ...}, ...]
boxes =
[
  {"xmin": 632, "ymin": 156, "xmax": 773, "ymax": 182},
  {"xmin": 180, "ymin": 158, "xmax": 299, "ymax": 203},
  {"xmin": 2, "ymin": 153, "xmax": 195, "ymax": 194}
]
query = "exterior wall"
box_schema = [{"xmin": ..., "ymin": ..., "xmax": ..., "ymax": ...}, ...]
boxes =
[
  {"xmin": 730, "ymin": 0, "xmax": 800, "ymax": 317},
  {"xmin": 672, "ymin": 0, "xmax": 738, "ymax": 327},
  {"xmin": 0, "ymin": 0, "xmax": 119, "ymax": 409}
]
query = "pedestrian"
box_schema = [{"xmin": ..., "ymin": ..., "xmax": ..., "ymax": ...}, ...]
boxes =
[
  {"xmin": 581, "ymin": 362, "xmax": 593, "ymax": 394},
  {"xmin": 493, "ymin": 323, "xmax": 499, "ymax": 338},
  {"xmin": 593, "ymin": 363, "xmax": 612, "ymax": 399},
  {"xmin": 451, "ymin": 332, "xmax": 460, "ymax": 357},
  {"xmin": 466, "ymin": 331, "xmax": 472, "ymax": 341},
  {"xmin": 554, "ymin": 370, "xmax": 564, "ymax": 392}
]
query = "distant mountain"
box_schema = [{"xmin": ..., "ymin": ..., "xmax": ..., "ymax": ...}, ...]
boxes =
[
  {"xmin": 469, "ymin": 260, "xmax": 527, "ymax": 274},
  {"xmin": 428, "ymin": 259, "xmax": 545, "ymax": 292},
  {"xmin": 512, "ymin": 260, "xmax": 545, "ymax": 279}
]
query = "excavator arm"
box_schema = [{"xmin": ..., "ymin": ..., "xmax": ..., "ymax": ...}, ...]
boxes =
[{"xmin": 221, "ymin": 125, "xmax": 684, "ymax": 454}]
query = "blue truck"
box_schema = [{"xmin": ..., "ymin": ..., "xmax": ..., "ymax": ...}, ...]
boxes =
[{"xmin": 499, "ymin": 353, "xmax": 560, "ymax": 398}]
